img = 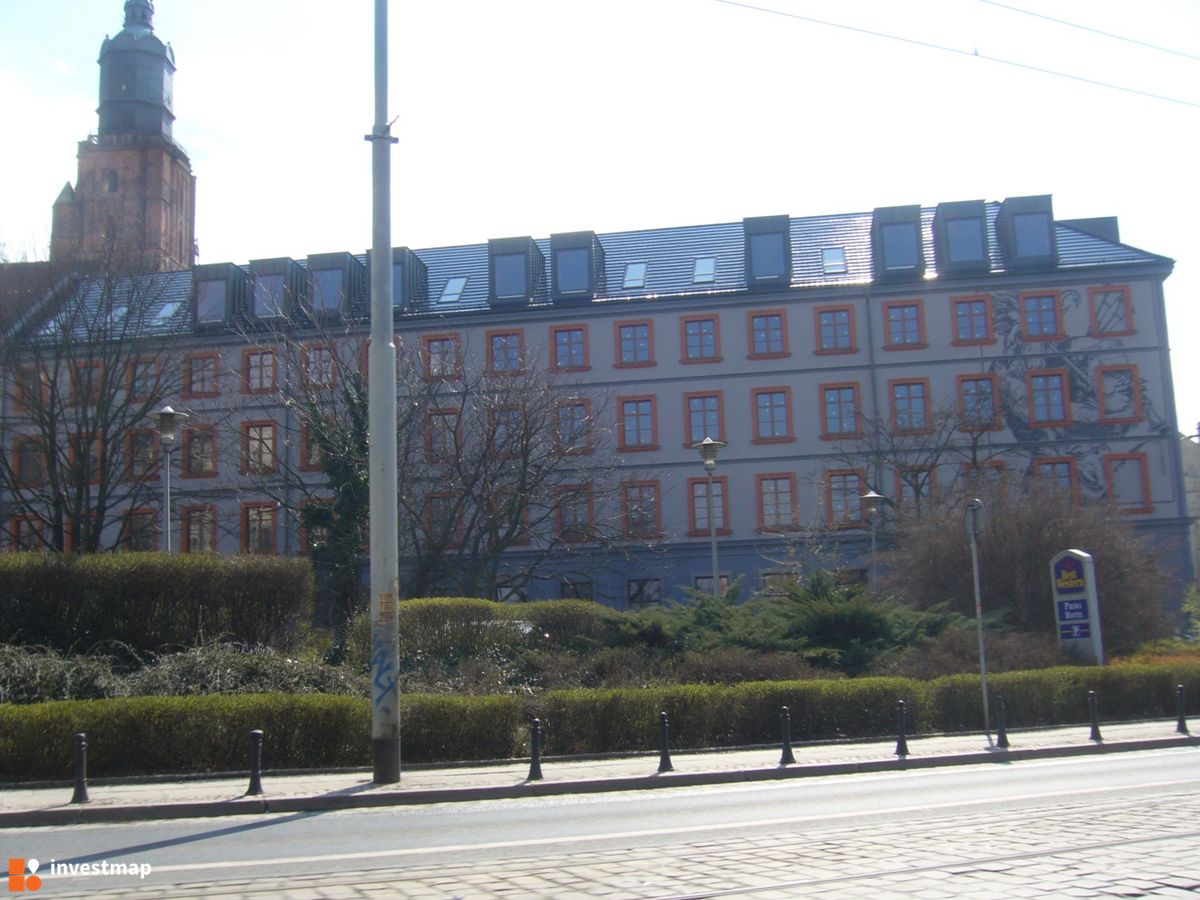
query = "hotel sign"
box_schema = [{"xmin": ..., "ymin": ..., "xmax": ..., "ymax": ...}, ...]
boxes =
[{"xmin": 1049, "ymin": 549, "xmax": 1104, "ymax": 665}]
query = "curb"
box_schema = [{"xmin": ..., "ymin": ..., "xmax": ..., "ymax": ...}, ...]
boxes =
[{"xmin": 3, "ymin": 734, "xmax": 1195, "ymax": 828}]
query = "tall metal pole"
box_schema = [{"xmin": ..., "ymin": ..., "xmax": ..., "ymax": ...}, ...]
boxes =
[
  {"xmin": 966, "ymin": 499, "xmax": 991, "ymax": 746},
  {"xmin": 366, "ymin": 0, "xmax": 400, "ymax": 784},
  {"xmin": 707, "ymin": 467, "xmax": 719, "ymax": 597},
  {"xmin": 164, "ymin": 445, "xmax": 172, "ymax": 553}
]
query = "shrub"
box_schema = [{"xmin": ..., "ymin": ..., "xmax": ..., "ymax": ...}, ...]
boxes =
[
  {"xmin": 0, "ymin": 553, "xmax": 313, "ymax": 655},
  {"xmin": 0, "ymin": 646, "xmax": 123, "ymax": 705}
]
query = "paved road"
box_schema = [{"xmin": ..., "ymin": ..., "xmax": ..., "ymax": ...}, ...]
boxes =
[{"xmin": 11, "ymin": 748, "xmax": 1200, "ymax": 897}]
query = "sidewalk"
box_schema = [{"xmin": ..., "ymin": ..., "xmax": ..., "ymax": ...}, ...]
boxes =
[{"xmin": 2, "ymin": 718, "xmax": 1195, "ymax": 828}]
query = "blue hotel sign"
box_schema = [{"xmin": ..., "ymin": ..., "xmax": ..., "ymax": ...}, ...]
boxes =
[{"xmin": 1049, "ymin": 549, "xmax": 1104, "ymax": 665}]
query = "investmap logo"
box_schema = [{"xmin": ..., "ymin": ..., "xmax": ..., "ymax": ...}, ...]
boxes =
[
  {"xmin": 7, "ymin": 859, "xmax": 41, "ymax": 893},
  {"xmin": 8, "ymin": 857, "xmax": 153, "ymax": 891}
]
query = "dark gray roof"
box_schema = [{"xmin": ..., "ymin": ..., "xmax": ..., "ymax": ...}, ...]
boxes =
[{"xmin": 8, "ymin": 199, "xmax": 1173, "ymax": 338}]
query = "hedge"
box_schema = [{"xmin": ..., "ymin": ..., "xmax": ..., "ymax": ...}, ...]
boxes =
[
  {"xmin": 3, "ymin": 662, "xmax": 1197, "ymax": 780},
  {"xmin": 0, "ymin": 553, "xmax": 313, "ymax": 654}
]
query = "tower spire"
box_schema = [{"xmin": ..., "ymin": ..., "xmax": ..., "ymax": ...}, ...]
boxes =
[{"xmin": 123, "ymin": 0, "xmax": 154, "ymax": 32}]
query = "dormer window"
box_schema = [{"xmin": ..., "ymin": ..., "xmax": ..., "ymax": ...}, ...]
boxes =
[
  {"xmin": 934, "ymin": 200, "xmax": 990, "ymax": 275},
  {"xmin": 253, "ymin": 274, "xmax": 286, "ymax": 318},
  {"xmin": 369, "ymin": 247, "xmax": 425, "ymax": 313},
  {"xmin": 549, "ymin": 232, "xmax": 603, "ymax": 303},
  {"xmin": 872, "ymin": 205, "xmax": 925, "ymax": 280},
  {"xmin": 488, "ymin": 236, "xmax": 545, "ymax": 307},
  {"xmin": 196, "ymin": 280, "xmax": 226, "ymax": 323},
  {"xmin": 693, "ymin": 257, "xmax": 716, "ymax": 284},
  {"xmin": 311, "ymin": 269, "xmax": 343, "ymax": 312},
  {"xmin": 997, "ymin": 195, "xmax": 1057, "ymax": 270},
  {"xmin": 743, "ymin": 214, "xmax": 791, "ymax": 287},
  {"xmin": 623, "ymin": 262, "xmax": 647, "ymax": 289},
  {"xmin": 440, "ymin": 276, "xmax": 468, "ymax": 303},
  {"xmin": 822, "ymin": 247, "xmax": 847, "ymax": 275},
  {"xmin": 555, "ymin": 248, "xmax": 589, "ymax": 294}
]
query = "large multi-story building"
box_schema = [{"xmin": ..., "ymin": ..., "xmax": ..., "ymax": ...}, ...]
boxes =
[{"xmin": 2, "ymin": 1, "xmax": 1193, "ymax": 609}]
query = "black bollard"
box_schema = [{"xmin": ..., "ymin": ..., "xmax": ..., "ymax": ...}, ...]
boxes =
[
  {"xmin": 657, "ymin": 711, "xmax": 674, "ymax": 773},
  {"xmin": 70, "ymin": 732, "xmax": 89, "ymax": 804},
  {"xmin": 1177, "ymin": 685, "xmax": 1189, "ymax": 735},
  {"xmin": 995, "ymin": 693, "xmax": 1010, "ymax": 750},
  {"xmin": 780, "ymin": 706, "xmax": 796, "ymax": 766},
  {"xmin": 246, "ymin": 729, "xmax": 264, "ymax": 796},
  {"xmin": 1088, "ymin": 690, "xmax": 1102, "ymax": 743},
  {"xmin": 527, "ymin": 718, "xmax": 544, "ymax": 781},
  {"xmin": 895, "ymin": 700, "xmax": 910, "ymax": 758}
]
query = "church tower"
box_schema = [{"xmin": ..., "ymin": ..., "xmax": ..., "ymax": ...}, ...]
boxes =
[{"xmin": 51, "ymin": 0, "xmax": 196, "ymax": 272}]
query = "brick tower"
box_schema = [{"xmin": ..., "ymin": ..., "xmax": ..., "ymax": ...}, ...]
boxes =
[{"xmin": 51, "ymin": 0, "xmax": 196, "ymax": 272}]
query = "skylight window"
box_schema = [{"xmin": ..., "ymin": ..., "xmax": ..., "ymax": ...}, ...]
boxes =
[
  {"xmin": 822, "ymin": 247, "xmax": 847, "ymax": 275},
  {"xmin": 440, "ymin": 276, "xmax": 468, "ymax": 303},
  {"xmin": 622, "ymin": 262, "xmax": 647, "ymax": 289},
  {"xmin": 153, "ymin": 301, "xmax": 182, "ymax": 324},
  {"xmin": 693, "ymin": 257, "xmax": 716, "ymax": 284},
  {"xmin": 109, "ymin": 304, "xmax": 128, "ymax": 325}
]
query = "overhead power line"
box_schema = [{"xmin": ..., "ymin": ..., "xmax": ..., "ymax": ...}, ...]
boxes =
[
  {"xmin": 714, "ymin": 0, "xmax": 1200, "ymax": 110},
  {"xmin": 978, "ymin": 0, "xmax": 1200, "ymax": 63}
]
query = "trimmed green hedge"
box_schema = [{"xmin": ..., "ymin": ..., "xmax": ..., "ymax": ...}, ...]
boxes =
[
  {"xmin": 0, "ymin": 553, "xmax": 313, "ymax": 654},
  {"xmin": 2, "ymin": 662, "xmax": 1197, "ymax": 780}
]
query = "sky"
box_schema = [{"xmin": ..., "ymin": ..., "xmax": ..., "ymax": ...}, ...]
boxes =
[{"xmin": 1, "ymin": 0, "xmax": 1197, "ymax": 429}]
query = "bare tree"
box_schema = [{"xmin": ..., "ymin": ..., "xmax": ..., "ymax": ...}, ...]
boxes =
[{"xmin": 0, "ymin": 239, "xmax": 183, "ymax": 552}]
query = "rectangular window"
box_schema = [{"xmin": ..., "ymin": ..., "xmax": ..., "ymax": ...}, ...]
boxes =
[
  {"xmin": 242, "ymin": 421, "xmax": 277, "ymax": 474},
  {"xmin": 559, "ymin": 578, "xmax": 594, "ymax": 600},
  {"xmin": 1021, "ymin": 291, "xmax": 1063, "ymax": 340},
  {"xmin": 622, "ymin": 481, "xmax": 661, "ymax": 537},
  {"xmin": 821, "ymin": 383, "xmax": 860, "ymax": 438},
  {"xmin": 883, "ymin": 301, "xmax": 926, "ymax": 349},
  {"xmin": 952, "ymin": 296, "xmax": 994, "ymax": 345},
  {"xmin": 1097, "ymin": 365, "xmax": 1142, "ymax": 424},
  {"xmin": 10, "ymin": 515, "xmax": 46, "ymax": 552},
  {"xmin": 1089, "ymin": 285, "xmax": 1134, "ymax": 336},
  {"xmin": 1036, "ymin": 457, "xmax": 1077, "ymax": 499},
  {"xmin": 1027, "ymin": 370, "xmax": 1070, "ymax": 426},
  {"xmin": 423, "ymin": 334, "xmax": 461, "ymax": 379},
  {"xmin": 1013, "ymin": 211, "xmax": 1053, "ymax": 258},
  {"xmin": 946, "ymin": 216, "xmax": 986, "ymax": 263},
  {"xmin": 426, "ymin": 409, "xmax": 459, "ymax": 463},
  {"xmin": 487, "ymin": 330, "xmax": 524, "ymax": 373},
  {"xmin": 14, "ymin": 365, "xmax": 48, "ymax": 411},
  {"xmin": 826, "ymin": 470, "xmax": 865, "ymax": 525},
  {"xmin": 895, "ymin": 466, "xmax": 936, "ymax": 510},
  {"xmin": 488, "ymin": 406, "xmax": 523, "ymax": 456},
  {"xmin": 692, "ymin": 257, "xmax": 716, "ymax": 283},
  {"xmin": 184, "ymin": 352, "xmax": 220, "ymax": 398},
  {"xmin": 302, "ymin": 344, "xmax": 335, "ymax": 388},
  {"xmin": 554, "ymin": 399, "xmax": 591, "ymax": 454},
  {"xmin": 619, "ymin": 397, "xmax": 658, "ymax": 450},
  {"xmin": 182, "ymin": 425, "xmax": 217, "ymax": 478},
  {"xmin": 881, "ymin": 222, "xmax": 921, "ymax": 271},
  {"xmin": 300, "ymin": 421, "xmax": 323, "ymax": 472},
  {"xmin": 748, "ymin": 232, "xmax": 787, "ymax": 280},
  {"xmin": 685, "ymin": 392, "xmax": 723, "ymax": 445},
  {"xmin": 627, "ymin": 577, "xmax": 662, "ymax": 609},
  {"xmin": 958, "ymin": 374, "xmax": 1000, "ymax": 430},
  {"xmin": 439, "ymin": 276, "xmax": 468, "ymax": 303},
  {"xmin": 622, "ymin": 262, "xmax": 647, "ymax": 289},
  {"xmin": 689, "ymin": 476, "xmax": 729, "ymax": 535},
  {"xmin": 555, "ymin": 485, "xmax": 594, "ymax": 542},
  {"xmin": 749, "ymin": 311, "xmax": 787, "ymax": 358},
  {"xmin": 68, "ymin": 432, "xmax": 102, "ymax": 484},
  {"xmin": 1105, "ymin": 452, "xmax": 1151, "ymax": 513},
  {"xmin": 126, "ymin": 428, "xmax": 159, "ymax": 479},
  {"xmin": 423, "ymin": 493, "xmax": 463, "ymax": 548},
  {"xmin": 757, "ymin": 473, "xmax": 796, "ymax": 531},
  {"xmin": 555, "ymin": 247, "xmax": 590, "ymax": 295},
  {"xmin": 241, "ymin": 503, "xmax": 277, "ymax": 554},
  {"xmin": 122, "ymin": 509, "xmax": 157, "ymax": 551},
  {"xmin": 889, "ymin": 379, "xmax": 930, "ymax": 433},
  {"xmin": 242, "ymin": 350, "xmax": 276, "ymax": 394},
  {"xmin": 616, "ymin": 320, "xmax": 654, "ymax": 367},
  {"xmin": 493, "ymin": 252, "xmax": 527, "ymax": 299},
  {"xmin": 70, "ymin": 360, "xmax": 103, "ymax": 406},
  {"xmin": 181, "ymin": 506, "xmax": 216, "ymax": 554},
  {"xmin": 681, "ymin": 316, "xmax": 720, "ymax": 362},
  {"xmin": 752, "ymin": 388, "xmax": 792, "ymax": 443},
  {"xmin": 551, "ymin": 325, "xmax": 588, "ymax": 370},
  {"xmin": 13, "ymin": 437, "xmax": 45, "ymax": 487},
  {"xmin": 311, "ymin": 268, "xmax": 343, "ymax": 312},
  {"xmin": 195, "ymin": 279, "xmax": 226, "ymax": 323},
  {"xmin": 127, "ymin": 358, "xmax": 158, "ymax": 401},
  {"xmin": 821, "ymin": 247, "xmax": 847, "ymax": 275},
  {"xmin": 815, "ymin": 305, "xmax": 855, "ymax": 353},
  {"xmin": 252, "ymin": 274, "xmax": 286, "ymax": 319}
]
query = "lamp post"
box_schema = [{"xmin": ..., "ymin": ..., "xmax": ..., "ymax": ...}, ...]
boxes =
[
  {"xmin": 152, "ymin": 404, "xmax": 188, "ymax": 553},
  {"xmin": 965, "ymin": 497, "xmax": 992, "ymax": 746},
  {"xmin": 861, "ymin": 489, "xmax": 884, "ymax": 594},
  {"xmin": 693, "ymin": 437, "xmax": 726, "ymax": 599}
]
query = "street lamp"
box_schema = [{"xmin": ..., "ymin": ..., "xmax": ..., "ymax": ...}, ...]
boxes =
[
  {"xmin": 861, "ymin": 489, "xmax": 884, "ymax": 594},
  {"xmin": 692, "ymin": 437, "xmax": 726, "ymax": 599},
  {"xmin": 965, "ymin": 497, "xmax": 991, "ymax": 746},
  {"xmin": 152, "ymin": 404, "xmax": 188, "ymax": 553}
]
